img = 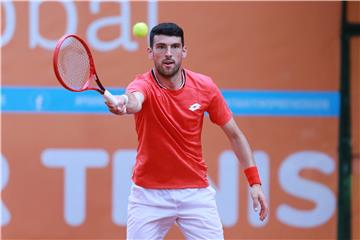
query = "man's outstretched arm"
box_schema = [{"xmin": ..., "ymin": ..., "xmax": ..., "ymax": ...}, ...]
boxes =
[{"xmin": 105, "ymin": 91, "xmax": 144, "ymax": 115}]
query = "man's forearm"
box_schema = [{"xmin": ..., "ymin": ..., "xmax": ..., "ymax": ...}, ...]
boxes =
[
  {"xmin": 124, "ymin": 92, "xmax": 143, "ymax": 114},
  {"xmin": 229, "ymin": 134, "xmax": 256, "ymax": 169}
]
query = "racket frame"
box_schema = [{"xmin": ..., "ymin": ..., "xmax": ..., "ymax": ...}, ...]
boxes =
[{"xmin": 53, "ymin": 34, "xmax": 106, "ymax": 94}]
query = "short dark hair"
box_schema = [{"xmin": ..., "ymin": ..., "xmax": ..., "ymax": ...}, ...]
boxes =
[{"xmin": 149, "ymin": 22, "xmax": 184, "ymax": 48}]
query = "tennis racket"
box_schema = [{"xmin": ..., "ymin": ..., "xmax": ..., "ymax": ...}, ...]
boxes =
[{"xmin": 53, "ymin": 34, "xmax": 118, "ymax": 105}]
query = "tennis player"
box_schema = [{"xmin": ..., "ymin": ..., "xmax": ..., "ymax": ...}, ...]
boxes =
[{"xmin": 106, "ymin": 22, "xmax": 269, "ymax": 240}]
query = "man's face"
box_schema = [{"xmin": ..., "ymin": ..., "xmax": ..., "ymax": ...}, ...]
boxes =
[{"xmin": 148, "ymin": 35, "xmax": 187, "ymax": 78}]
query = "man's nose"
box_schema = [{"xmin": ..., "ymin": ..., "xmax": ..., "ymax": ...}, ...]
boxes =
[{"xmin": 165, "ymin": 46, "xmax": 172, "ymax": 56}]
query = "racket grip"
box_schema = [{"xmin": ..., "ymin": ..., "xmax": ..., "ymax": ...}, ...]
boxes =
[{"xmin": 103, "ymin": 90, "xmax": 118, "ymax": 105}]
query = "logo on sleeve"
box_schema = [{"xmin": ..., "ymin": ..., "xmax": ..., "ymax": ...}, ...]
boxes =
[{"xmin": 189, "ymin": 103, "xmax": 201, "ymax": 111}]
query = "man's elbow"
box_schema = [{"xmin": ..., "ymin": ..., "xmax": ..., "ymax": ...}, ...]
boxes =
[{"xmin": 125, "ymin": 107, "xmax": 140, "ymax": 114}]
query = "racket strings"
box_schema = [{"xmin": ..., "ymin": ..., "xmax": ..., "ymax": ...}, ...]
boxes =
[{"xmin": 57, "ymin": 37, "xmax": 91, "ymax": 91}]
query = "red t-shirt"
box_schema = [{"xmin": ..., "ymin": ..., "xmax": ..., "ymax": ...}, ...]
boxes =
[{"xmin": 126, "ymin": 69, "xmax": 232, "ymax": 189}]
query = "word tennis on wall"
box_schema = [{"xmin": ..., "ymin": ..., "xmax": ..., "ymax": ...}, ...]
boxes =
[{"xmin": 1, "ymin": 149, "xmax": 335, "ymax": 229}]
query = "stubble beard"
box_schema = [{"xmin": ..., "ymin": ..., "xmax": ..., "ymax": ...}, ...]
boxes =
[{"xmin": 156, "ymin": 62, "xmax": 181, "ymax": 79}]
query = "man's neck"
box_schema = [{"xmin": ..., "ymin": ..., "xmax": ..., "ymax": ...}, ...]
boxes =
[{"xmin": 153, "ymin": 69, "xmax": 184, "ymax": 90}]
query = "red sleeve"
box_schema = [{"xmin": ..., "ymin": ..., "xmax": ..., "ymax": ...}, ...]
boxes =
[
  {"xmin": 207, "ymin": 83, "xmax": 232, "ymax": 126},
  {"xmin": 126, "ymin": 76, "xmax": 149, "ymax": 100}
]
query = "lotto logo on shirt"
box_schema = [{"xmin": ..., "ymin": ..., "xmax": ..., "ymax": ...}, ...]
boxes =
[{"xmin": 189, "ymin": 103, "xmax": 201, "ymax": 111}]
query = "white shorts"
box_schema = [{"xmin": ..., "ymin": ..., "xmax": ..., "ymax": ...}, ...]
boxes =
[{"xmin": 126, "ymin": 184, "xmax": 224, "ymax": 240}]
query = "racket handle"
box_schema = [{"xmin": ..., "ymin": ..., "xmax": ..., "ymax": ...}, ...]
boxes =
[{"xmin": 103, "ymin": 90, "xmax": 118, "ymax": 105}]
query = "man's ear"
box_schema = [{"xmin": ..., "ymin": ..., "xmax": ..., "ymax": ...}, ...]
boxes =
[
  {"xmin": 182, "ymin": 46, "xmax": 188, "ymax": 58},
  {"xmin": 147, "ymin": 47, "xmax": 153, "ymax": 60}
]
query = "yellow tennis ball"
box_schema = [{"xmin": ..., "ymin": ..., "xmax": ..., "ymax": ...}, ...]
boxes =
[{"xmin": 133, "ymin": 22, "xmax": 148, "ymax": 37}]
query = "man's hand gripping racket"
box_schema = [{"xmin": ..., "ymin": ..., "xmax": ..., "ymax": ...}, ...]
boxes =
[{"xmin": 53, "ymin": 34, "xmax": 127, "ymax": 113}]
